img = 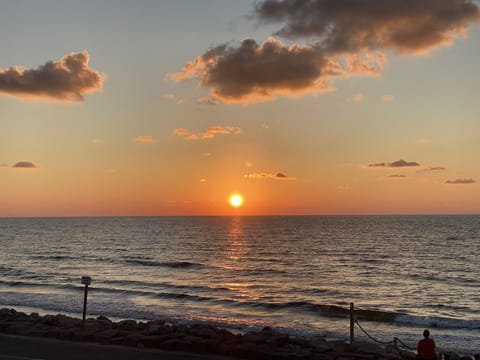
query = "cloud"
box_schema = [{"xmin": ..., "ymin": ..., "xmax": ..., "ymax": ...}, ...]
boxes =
[
  {"xmin": 386, "ymin": 174, "xmax": 407, "ymax": 178},
  {"xmin": 134, "ymin": 136, "xmax": 154, "ymax": 143},
  {"xmin": 172, "ymin": 1, "xmax": 479, "ymax": 105},
  {"xmin": 0, "ymin": 51, "xmax": 105, "ymax": 102},
  {"xmin": 171, "ymin": 37, "xmax": 386, "ymax": 104},
  {"xmin": 416, "ymin": 138, "xmax": 432, "ymax": 145},
  {"xmin": 445, "ymin": 178, "xmax": 476, "ymax": 184},
  {"xmin": 13, "ymin": 161, "xmax": 38, "ymax": 168},
  {"xmin": 163, "ymin": 93, "xmax": 184, "ymax": 105},
  {"xmin": 244, "ymin": 172, "xmax": 296, "ymax": 181},
  {"xmin": 419, "ymin": 166, "xmax": 446, "ymax": 172},
  {"xmin": 347, "ymin": 92, "xmax": 365, "ymax": 102},
  {"xmin": 368, "ymin": 159, "xmax": 420, "ymax": 168},
  {"xmin": 175, "ymin": 126, "xmax": 241, "ymax": 140},
  {"xmin": 0, "ymin": 162, "xmax": 7, "ymax": 167},
  {"xmin": 254, "ymin": 0, "xmax": 480, "ymax": 54},
  {"xmin": 382, "ymin": 95, "xmax": 394, "ymax": 102},
  {"xmin": 92, "ymin": 139, "xmax": 105, "ymax": 144}
]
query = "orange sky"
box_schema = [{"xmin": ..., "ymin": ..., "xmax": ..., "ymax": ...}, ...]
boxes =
[{"xmin": 1, "ymin": 1, "xmax": 479, "ymax": 216}]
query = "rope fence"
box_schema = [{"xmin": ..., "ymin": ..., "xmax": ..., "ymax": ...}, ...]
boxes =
[{"xmin": 348, "ymin": 302, "xmax": 416, "ymax": 351}]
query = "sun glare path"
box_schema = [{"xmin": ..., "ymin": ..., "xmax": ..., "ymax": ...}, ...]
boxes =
[{"xmin": 229, "ymin": 194, "xmax": 244, "ymax": 208}]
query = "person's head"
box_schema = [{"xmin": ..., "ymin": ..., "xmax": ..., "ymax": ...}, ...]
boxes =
[{"xmin": 423, "ymin": 329, "xmax": 430, "ymax": 339}]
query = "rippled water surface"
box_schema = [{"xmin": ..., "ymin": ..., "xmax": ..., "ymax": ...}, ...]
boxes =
[{"xmin": 0, "ymin": 216, "xmax": 479, "ymax": 353}]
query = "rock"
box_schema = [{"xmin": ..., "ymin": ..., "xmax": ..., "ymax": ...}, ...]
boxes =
[
  {"xmin": 349, "ymin": 341, "xmax": 387, "ymax": 355},
  {"xmin": 444, "ymin": 352, "xmax": 461, "ymax": 360},
  {"xmin": 314, "ymin": 341, "xmax": 337, "ymax": 353},
  {"xmin": 398, "ymin": 350, "xmax": 416, "ymax": 360},
  {"xmin": 116, "ymin": 319, "xmax": 137, "ymax": 331},
  {"xmin": 146, "ymin": 324, "xmax": 165, "ymax": 335}
]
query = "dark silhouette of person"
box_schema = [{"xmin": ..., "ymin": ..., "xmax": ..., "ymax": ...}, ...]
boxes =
[{"xmin": 417, "ymin": 329, "xmax": 437, "ymax": 360}]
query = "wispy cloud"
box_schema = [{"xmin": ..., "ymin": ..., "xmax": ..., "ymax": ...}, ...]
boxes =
[
  {"xmin": 368, "ymin": 159, "xmax": 420, "ymax": 168},
  {"xmin": 174, "ymin": 126, "xmax": 241, "ymax": 140},
  {"xmin": 244, "ymin": 172, "xmax": 296, "ymax": 181},
  {"xmin": 134, "ymin": 136, "xmax": 154, "ymax": 143},
  {"xmin": 416, "ymin": 138, "xmax": 432, "ymax": 145},
  {"xmin": 347, "ymin": 92, "xmax": 366, "ymax": 103},
  {"xmin": 418, "ymin": 166, "xmax": 446, "ymax": 173},
  {"xmin": 163, "ymin": 93, "xmax": 184, "ymax": 105},
  {"xmin": 0, "ymin": 51, "xmax": 105, "ymax": 102},
  {"xmin": 386, "ymin": 174, "xmax": 407, "ymax": 178},
  {"xmin": 382, "ymin": 95, "xmax": 394, "ymax": 102},
  {"xmin": 92, "ymin": 139, "xmax": 105, "ymax": 144},
  {"xmin": 13, "ymin": 161, "xmax": 38, "ymax": 168},
  {"xmin": 445, "ymin": 178, "xmax": 476, "ymax": 184}
]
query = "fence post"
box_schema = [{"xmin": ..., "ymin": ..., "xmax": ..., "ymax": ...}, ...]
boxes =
[
  {"xmin": 81, "ymin": 276, "xmax": 92, "ymax": 329},
  {"xmin": 350, "ymin": 302, "xmax": 354, "ymax": 344}
]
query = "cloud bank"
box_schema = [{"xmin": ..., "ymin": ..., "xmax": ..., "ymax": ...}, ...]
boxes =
[
  {"xmin": 368, "ymin": 159, "xmax": 420, "ymax": 168},
  {"xmin": 174, "ymin": 126, "xmax": 241, "ymax": 140},
  {"xmin": 172, "ymin": 0, "xmax": 479, "ymax": 104},
  {"xmin": 0, "ymin": 51, "xmax": 105, "ymax": 102}
]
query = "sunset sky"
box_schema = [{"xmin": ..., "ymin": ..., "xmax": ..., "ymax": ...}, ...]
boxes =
[{"xmin": 1, "ymin": 0, "xmax": 480, "ymax": 217}]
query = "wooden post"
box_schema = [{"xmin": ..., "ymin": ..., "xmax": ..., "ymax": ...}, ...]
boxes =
[
  {"xmin": 82, "ymin": 283, "xmax": 89, "ymax": 329},
  {"xmin": 350, "ymin": 302, "xmax": 354, "ymax": 344},
  {"xmin": 81, "ymin": 276, "xmax": 92, "ymax": 329}
]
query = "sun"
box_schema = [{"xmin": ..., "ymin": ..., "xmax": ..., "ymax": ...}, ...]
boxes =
[{"xmin": 229, "ymin": 194, "xmax": 244, "ymax": 208}]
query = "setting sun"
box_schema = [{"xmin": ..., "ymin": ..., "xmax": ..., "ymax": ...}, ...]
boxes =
[{"xmin": 229, "ymin": 194, "xmax": 244, "ymax": 208}]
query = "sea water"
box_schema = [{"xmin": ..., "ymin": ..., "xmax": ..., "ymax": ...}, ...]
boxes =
[{"xmin": 0, "ymin": 216, "xmax": 478, "ymax": 354}]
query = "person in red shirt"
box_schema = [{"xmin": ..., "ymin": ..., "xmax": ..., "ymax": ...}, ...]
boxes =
[{"xmin": 417, "ymin": 329, "xmax": 437, "ymax": 360}]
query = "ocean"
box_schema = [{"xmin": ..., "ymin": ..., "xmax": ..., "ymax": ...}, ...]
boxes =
[{"xmin": 0, "ymin": 216, "xmax": 478, "ymax": 354}]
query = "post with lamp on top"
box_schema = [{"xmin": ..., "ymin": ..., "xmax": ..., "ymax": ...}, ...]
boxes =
[{"xmin": 81, "ymin": 276, "xmax": 92, "ymax": 329}]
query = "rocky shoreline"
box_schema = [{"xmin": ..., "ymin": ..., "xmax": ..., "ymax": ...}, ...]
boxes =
[{"xmin": 0, "ymin": 308, "xmax": 475, "ymax": 360}]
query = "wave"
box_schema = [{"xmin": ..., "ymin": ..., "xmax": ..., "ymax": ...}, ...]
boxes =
[
  {"xmin": 125, "ymin": 259, "xmax": 203, "ymax": 268},
  {"xmin": 396, "ymin": 314, "xmax": 480, "ymax": 330},
  {"xmin": 1, "ymin": 277, "xmax": 479, "ymax": 331}
]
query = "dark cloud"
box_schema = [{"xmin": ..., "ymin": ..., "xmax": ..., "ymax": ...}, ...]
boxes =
[
  {"xmin": 0, "ymin": 51, "xmax": 105, "ymax": 102},
  {"xmin": 389, "ymin": 159, "xmax": 420, "ymax": 167},
  {"xmin": 171, "ymin": 37, "xmax": 385, "ymax": 104},
  {"xmin": 254, "ymin": 0, "xmax": 480, "ymax": 54},
  {"xmin": 13, "ymin": 161, "xmax": 38, "ymax": 168},
  {"xmin": 445, "ymin": 178, "xmax": 476, "ymax": 184},
  {"xmin": 368, "ymin": 159, "xmax": 420, "ymax": 168},
  {"xmin": 387, "ymin": 174, "xmax": 407, "ymax": 178},
  {"xmin": 173, "ymin": 0, "xmax": 478, "ymax": 104}
]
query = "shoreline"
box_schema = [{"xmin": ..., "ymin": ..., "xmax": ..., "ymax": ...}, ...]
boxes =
[{"xmin": 1, "ymin": 307, "xmax": 473, "ymax": 360}]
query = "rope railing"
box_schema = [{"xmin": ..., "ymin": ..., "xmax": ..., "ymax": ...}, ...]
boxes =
[
  {"xmin": 348, "ymin": 302, "xmax": 416, "ymax": 352},
  {"xmin": 354, "ymin": 319, "xmax": 396, "ymax": 345}
]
